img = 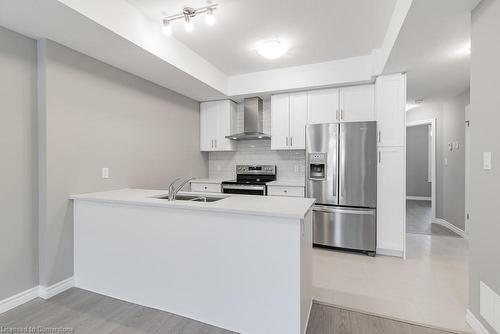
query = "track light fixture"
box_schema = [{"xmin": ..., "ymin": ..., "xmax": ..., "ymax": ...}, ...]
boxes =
[{"xmin": 162, "ymin": 4, "xmax": 218, "ymax": 36}]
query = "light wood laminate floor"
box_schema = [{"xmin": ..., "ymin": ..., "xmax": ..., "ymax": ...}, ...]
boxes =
[
  {"xmin": 307, "ymin": 303, "xmax": 455, "ymax": 334},
  {"xmin": 0, "ymin": 288, "xmax": 457, "ymax": 334}
]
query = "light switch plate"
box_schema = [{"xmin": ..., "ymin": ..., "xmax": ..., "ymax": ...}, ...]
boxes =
[
  {"xmin": 484, "ymin": 152, "xmax": 492, "ymax": 170},
  {"xmin": 102, "ymin": 167, "xmax": 110, "ymax": 179}
]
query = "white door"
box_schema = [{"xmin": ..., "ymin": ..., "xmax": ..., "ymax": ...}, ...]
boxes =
[
  {"xmin": 215, "ymin": 100, "xmax": 236, "ymax": 151},
  {"xmin": 200, "ymin": 101, "xmax": 218, "ymax": 151},
  {"xmin": 377, "ymin": 147, "xmax": 405, "ymax": 255},
  {"xmin": 289, "ymin": 92, "xmax": 308, "ymax": 150},
  {"xmin": 307, "ymin": 88, "xmax": 339, "ymax": 124},
  {"xmin": 340, "ymin": 85, "xmax": 375, "ymax": 122},
  {"xmin": 375, "ymin": 74, "xmax": 406, "ymax": 147},
  {"xmin": 465, "ymin": 105, "xmax": 471, "ymax": 235},
  {"xmin": 271, "ymin": 94, "xmax": 290, "ymax": 150}
]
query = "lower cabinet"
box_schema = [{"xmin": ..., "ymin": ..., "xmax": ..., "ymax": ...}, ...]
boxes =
[
  {"xmin": 190, "ymin": 181, "xmax": 222, "ymax": 193},
  {"xmin": 267, "ymin": 185, "xmax": 305, "ymax": 197},
  {"xmin": 377, "ymin": 147, "xmax": 405, "ymax": 256}
]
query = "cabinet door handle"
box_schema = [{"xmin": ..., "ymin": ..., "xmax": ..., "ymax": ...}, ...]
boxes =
[
  {"xmin": 214, "ymin": 139, "xmax": 217, "ymax": 148},
  {"xmin": 341, "ymin": 109, "xmax": 344, "ymax": 120},
  {"xmin": 290, "ymin": 136, "xmax": 293, "ymax": 147},
  {"xmin": 378, "ymin": 131, "xmax": 381, "ymax": 143},
  {"xmin": 286, "ymin": 136, "xmax": 288, "ymax": 147},
  {"xmin": 336, "ymin": 110, "xmax": 339, "ymax": 121},
  {"xmin": 211, "ymin": 140, "xmax": 213, "ymax": 148},
  {"xmin": 378, "ymin": 151, "xmax": 381, "ymax": 163}
]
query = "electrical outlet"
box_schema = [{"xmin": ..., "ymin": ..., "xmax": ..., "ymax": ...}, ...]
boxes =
[
  {"xmin": 102, "ymin": 168, "xmax": 110, "ymax": 179},
  {"xmin": 294, "ymin": 165, "xmax": 299, "ymax": 173}
]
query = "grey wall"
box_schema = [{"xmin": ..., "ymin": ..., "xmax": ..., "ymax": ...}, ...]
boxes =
[
  {"xmin": 37, "ymin": 40, "xmax": 208, "ymax": 286},
  {"xmin": 406, "ymin": 90, "xmax": 469, "ymax": 231},
  {"xmin": 406, "ymin": 125, "xmax": 431, "ymax": 197},
  {"xmin": 0, "ymin": 27, "xmax": 38, "ymax": 299},
  {"xmin": 469, "ymin": 1, "xmax": 500, "ymax": 332},
  {"xmin": 442, "ymin": 90, "xmax": 469, "ymax": 231}
]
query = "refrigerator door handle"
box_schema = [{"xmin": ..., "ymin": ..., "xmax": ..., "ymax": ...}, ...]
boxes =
[{"xmin": 313, "ymin": 205, "xmax": 375, "ymax": 215}]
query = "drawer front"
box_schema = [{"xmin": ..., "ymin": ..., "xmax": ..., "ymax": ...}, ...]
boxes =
[
  {"xmin": 267, "ymin": 186, "xmax": 304, "ymax": 197},
  {"xmin": 190, "ymin": 183, "xmax": 221, "ymax": 193}
]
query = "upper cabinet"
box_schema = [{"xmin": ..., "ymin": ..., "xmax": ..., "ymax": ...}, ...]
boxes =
[
  {"xmin": 375, "ymin": 74, "xmax": 406, "ymax": 147},
  {"xmin": 200, "ymin": 100, "xmax": 237, "ymax": 152},
  {"xmin": 307, "ymin": 88, "xmax": 339, "ymax": 124},
  {"xmin": 307, "ymin": 85, "xmax": 375, "ymax": 124},
  {"xmin": 340, "ymin": 85, "xmax": 375, "ymax": 122},
  {"xmin": 271, "ymin": 92, "xmax": 308, "ymax": 150}
]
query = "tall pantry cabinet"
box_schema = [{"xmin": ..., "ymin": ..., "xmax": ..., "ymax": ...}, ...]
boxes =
[{"xmin": 375, "ymin": 73, "xmax": 407, "ymax": 257}]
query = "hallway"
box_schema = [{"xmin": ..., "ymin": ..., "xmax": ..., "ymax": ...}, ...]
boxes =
[{"xmin": 406, "ymin": 200, "xmax": 461, "ymax": 237}]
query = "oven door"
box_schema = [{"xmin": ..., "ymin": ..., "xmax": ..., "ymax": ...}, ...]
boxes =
[{"xmin": 221, "ymin": 184, "xmax": 266, "ymax": 196}]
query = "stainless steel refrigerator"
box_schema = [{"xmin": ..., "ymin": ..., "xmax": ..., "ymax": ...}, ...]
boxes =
[{"xmin": 306, "ymin": 122, "xmax": 377, "ymax": 256}]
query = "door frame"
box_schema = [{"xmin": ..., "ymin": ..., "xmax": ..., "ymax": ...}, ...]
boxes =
[
  {"xmin": 406, "ymin": 118, "xmax": 437, "ymax": 222},
  {"xmin": 465, "ymin": 105, "xmax": 471, "ymax": 236}
]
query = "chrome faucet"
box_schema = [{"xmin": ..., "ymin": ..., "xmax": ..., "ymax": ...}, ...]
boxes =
[{"xmin": 168, "ymin": 177, "xmax": 195, "ymax": 201}]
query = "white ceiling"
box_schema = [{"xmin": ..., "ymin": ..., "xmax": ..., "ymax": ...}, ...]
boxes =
[
  {"xmin": 127, "ymin": 0, "xmax": 397, "ymax": 75},
  {"xmin": 383, "ymin": 0, "xmax": 480, "ymax": 103}
]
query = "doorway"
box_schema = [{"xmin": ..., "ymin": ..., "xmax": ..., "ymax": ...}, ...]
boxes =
[{"xmin": 406, "ymin": 119, "xmax": 436, "ymax": 235}]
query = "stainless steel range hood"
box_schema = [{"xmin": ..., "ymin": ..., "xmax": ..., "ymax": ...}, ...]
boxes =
[{"xmin": 225, "ymin": 97, "xmax": 271, "ymax": 140}]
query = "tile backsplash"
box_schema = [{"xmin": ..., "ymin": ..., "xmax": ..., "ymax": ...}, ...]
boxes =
[
  {"xmin": 208, "ymin": 99, "xmax": 306, "ymax": 181},
  {"xmin": 209, "ymin": 141, "xmax": 305, "ymax": 180}
]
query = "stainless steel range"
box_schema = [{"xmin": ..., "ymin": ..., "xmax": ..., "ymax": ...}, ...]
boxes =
[{"xmin": 221, "ymin": 165, "xmax": 276, "ymax": 196}]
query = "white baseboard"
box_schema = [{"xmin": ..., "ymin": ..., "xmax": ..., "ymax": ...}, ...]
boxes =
[
  {"xmin": 406, "ymin": 196, "xmax": 431, "ymax": 201},
  {"xmin": 433, "ymin": 218, "xmax": 467, "ymax": 238},
  {"xmin": 0, "ymin": 286, "xmax": 39, "ymax": 314},
  {"xmin": 0, "ymin": 277, "xmax": 74, "ymax": 315},
  {"xmin": 467, "ymin": 309, "xmax": 491, "ymax": 334},
  {"xmin": 376, "ymin": 248, "xmax": 404, "ymax": 258},
  {"xmin": 38, "ymin": 277, "xmax": 74, "ymax": 300}
]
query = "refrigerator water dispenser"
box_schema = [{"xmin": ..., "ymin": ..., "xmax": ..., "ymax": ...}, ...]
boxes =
[{"xmin": 308, "ymin": 153, "xmax": 327, "ymax": 180}]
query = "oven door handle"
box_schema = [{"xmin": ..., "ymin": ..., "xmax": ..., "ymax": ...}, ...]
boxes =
[{"xmin": 222, "ymin": 184, "xmax": 266, "ymax": 191}]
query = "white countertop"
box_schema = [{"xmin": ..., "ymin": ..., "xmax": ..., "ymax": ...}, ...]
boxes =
[
  {"xmin": 71, "ymin": 188, "xmax": 315, "ymax": 219},
  {"xmin": 189, "ymin": 178, "xmax": 225, "ymax": 184},
  {"xmin": 267, "ymin": 180, "xmax": 306, "ymax": 187}
]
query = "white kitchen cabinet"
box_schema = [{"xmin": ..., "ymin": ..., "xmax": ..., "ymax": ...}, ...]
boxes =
[
  {"xmin": 200, "ymin": 100, "xmax": 236, "ymax": 152},
  {"xmin": 289, "ymin": 93, "xmax": 308, "ymax": 149},
  {"xmin": 307, "ymin": 85, "xmax": 375, "ymax": 124},
  {"xmin": 271, "ymin": 94, "xmax": 289, "ymax": 150},
  {"xmin": 377, "ymin": 147, "xmax": 405, "ymax": 256},
  {"xmin": 267, "ymin": 185, "xmax": 305, "ymax": 197},
  {"xmin": 375, "ymin": 74, "xmax": 406, "ymax": 147},
  {"xmin": 307, "ymin": 88, "xmax": 339, "ymax": 124},
  {"xmin": 340, "ymin": 85, "xmax": 375, "ymax": 122},
  {"xmin": 190, "ymin": 181, "xmax": 221, "ymax": 193},
  {"xmin": 271, "ymin": 92, "xmax": 308, "ymax": 150}
]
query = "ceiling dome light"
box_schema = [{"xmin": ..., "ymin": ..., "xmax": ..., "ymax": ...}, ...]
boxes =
[
  {"xmin": 205, "ymin": 7, "xmax": 215, "ymax": 26},
  {"xmin": 162, "ymin": 19, "xmax": 172, "ymax": 36},
  {"xmin": 255, "ymin": 39, "xmax": 288, "ymax": 60}
]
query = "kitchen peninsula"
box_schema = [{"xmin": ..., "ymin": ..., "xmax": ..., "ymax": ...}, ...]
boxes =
[{"xmin": 71, "ymin": 189, "xmax": 315, "ymax": 334}]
